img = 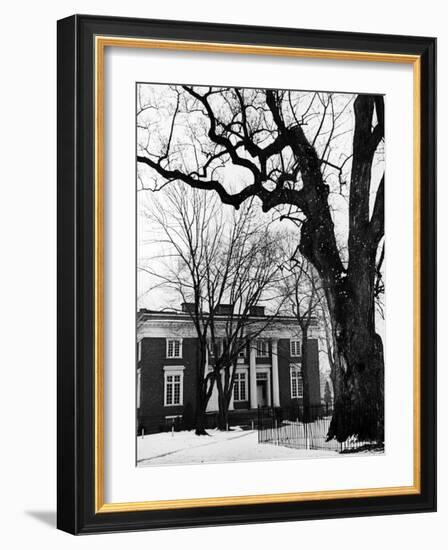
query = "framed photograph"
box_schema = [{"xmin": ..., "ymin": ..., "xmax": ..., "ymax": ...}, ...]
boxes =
[{"xmin": 57, "ymin": 14, "xmax": 436, "ymax": 534}]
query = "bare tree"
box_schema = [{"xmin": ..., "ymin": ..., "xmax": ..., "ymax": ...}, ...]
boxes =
[
  {"xmin": 140, "ymin": 184, "xmax": 283, "ymax": 432},
  {"xmin": 206, "ymin": 211, "xmax": 284, "ymax": 430},
  {"xmin": 137, "ymin": 85, "xmax": 385, "ymax": 443},
  {"xmin": 139, "ymin": 184, "xmax": 221, "ymax": 434},
  {"xmin": 278, "ymin": 237, "xmax": 322, "ymax": 419}
]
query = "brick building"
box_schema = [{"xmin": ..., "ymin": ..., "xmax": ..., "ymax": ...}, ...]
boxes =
[{"xmin": 137, "ymin": 305, "xmax": 321, "ymax": 434}]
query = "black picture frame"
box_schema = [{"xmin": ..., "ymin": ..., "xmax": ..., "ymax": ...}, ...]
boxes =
[{"xmin": 57, "ymin": 14, "xmax": 436, "ymax": 534}]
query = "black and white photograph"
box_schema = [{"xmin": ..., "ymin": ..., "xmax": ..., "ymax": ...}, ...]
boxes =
[
  {"xmin": 0, "ymin": 0, "xmax": 440, "ymax": 543},
  {"xmin": 136, "ymin": 83, "xmax": 385, "ymax": 466}
]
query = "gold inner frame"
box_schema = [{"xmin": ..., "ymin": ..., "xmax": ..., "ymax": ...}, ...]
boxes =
[{"xmin": 94, "ymin": 36, "xmax": 421, "ymax": 514}]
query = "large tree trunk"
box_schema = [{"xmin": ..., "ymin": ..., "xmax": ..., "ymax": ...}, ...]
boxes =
[
  {"xmin": 327, "ymin": 326, "xmax": 384, "ymax": 443},
  {"xmin": 215, "ymin": 359, "xmax": 239, "ymax": 431},
  {"xmin": 194, "ymin": 346, "xmax": 212, "ymax": 435},
  {"xmin": 216, "ymin": 386, "xmax": 231, "ymax": 430},
  {"xmin": 194, "ymin": 393, "xmax": 209, "ymax": 436},
  {"xmin": 323, "ymin": 309, "xmax": 344, "ymax": 407},
  {"xmin": 214, "ymin": 368, "xmax": 230, "ymax": 431},
  {"xmin": 300, "ymin": 222, "xmax": 384, "ymax": 441},
  {"xmin": 325, "ymin": 249, "xmax": 384, "ymax": 443},
  {"xmin": 299, "ymin": 95, "xmax": 385, "ymax": 443},
  {"xmin": 217, "ymin": 399, "xmax": 229, "ymax": 431}
]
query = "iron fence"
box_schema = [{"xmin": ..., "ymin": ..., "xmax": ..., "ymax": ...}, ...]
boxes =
[{"xmin": 258, "ymin": 405, "xmax": 380, "ymax": 453}]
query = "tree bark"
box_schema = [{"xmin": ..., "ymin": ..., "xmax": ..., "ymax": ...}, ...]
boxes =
[
  {"xmin": 300, "ymin": 94, "xmax": 385, "ymax": 443},
  {"xmin": 322, "ymin": 306, "xmax": 343, "ymax": 406},
  {"xmin": 324, "ymin": 245, "xmax": 384, "ymax": 442},
  {"xmin": 194, "ymin": 345, "xmax": 212, "ymax": 435},
  {"xmin": 217, "ymin": 391, "xmax": 230, "ymax": 430},
  {"xmin": 194, "ymin": 394, "xmax": 209, "ymax": 436}
]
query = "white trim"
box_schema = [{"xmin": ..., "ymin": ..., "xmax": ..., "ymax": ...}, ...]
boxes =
[
  {"xmin": 271, "ymin": 338, "xmax": 280, "ymax": 407},
  {"xmin": 163, "ymin": 365, "xmax": 185, "ymax": 372},
  {"xmin": 137, "ymin": 317, "xmax": 305, "ymax": 340},
  {"xmin": 249, "ymin": 344, "xmax": 257, "ymax": 409},
  {"xmin": 235, "ymin": 365, "xmax": 249, "ymax": 373},
  {"xmin": 255, "ymin": 369, "xmax": 272, "ymax": 407},
  {"xmin": 255, "ymin": 365, "xmax": 271, "ymax": 373},
  {"xmin": 136, "ymin": 368, "xmax": 141, "ymax": 409},
  {"xmin": 137, "ymin": 340, "xmax": 142, "ymax": 362}
]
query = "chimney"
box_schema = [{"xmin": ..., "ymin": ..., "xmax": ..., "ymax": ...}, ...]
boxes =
[
  {"xmin": 181, "ymin": 302, "xmax": 196, "ymax": 313},
  {"xmin": 213, "ymin": 304, "xmax": 234, "ymax": 316},
  {"xmin": 249, "ymin": 305, "xmax": 265, "ymax": 317}
]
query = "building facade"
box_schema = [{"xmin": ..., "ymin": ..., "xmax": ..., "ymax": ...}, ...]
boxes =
[{"xmin": 137, "ymin": 305, "xmax": 321, "ymax": 434}]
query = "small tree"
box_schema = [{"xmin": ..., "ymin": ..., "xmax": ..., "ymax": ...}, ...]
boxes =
[
  {"xmin": 140, "ymin": 184, "xmax": 283, "ymax": 432},
  {"xmin": 139, "ymin": 184, "xmax": 221, "ymax": 434},
  {"xmin": 206, "ymin": 212, "xmax": 284, "ymax": 429},
  {"xmin": 278, "ymin": 238, "xmax": 322, "ymax": 420}
]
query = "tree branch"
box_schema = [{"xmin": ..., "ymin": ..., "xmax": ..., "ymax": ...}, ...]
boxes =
[{"xmin": 369, "ymin": 175, "xmax": 384, "ymax": 246}]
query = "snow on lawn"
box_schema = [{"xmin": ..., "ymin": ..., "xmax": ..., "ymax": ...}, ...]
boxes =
[{"xmin": 137, "ymin": 428, "xmax": 338, "ymax": 466}]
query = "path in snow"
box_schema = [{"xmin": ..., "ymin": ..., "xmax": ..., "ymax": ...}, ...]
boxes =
[{"xmin": 137, "ymin": 429, "xmax": 338, "ymax": 466}]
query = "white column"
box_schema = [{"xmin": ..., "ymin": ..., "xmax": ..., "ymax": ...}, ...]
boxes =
[
  {"xmin": 228, "ymin": 368, "xmax": 234, "ymax": 410},
  {"xmin": 206, "ymin": 367, "xmax": 219, "ymax": 412},
  {"xmin": 271, "ymin": 339, "xmax": 280, "ymax": 407},
  {"xmin": 249, "ymin": 343, "xmax": 258, "ymax": 409},
  {"xmin": 267, "ymin": 371, "xmax": 272, "ymax": 407}
]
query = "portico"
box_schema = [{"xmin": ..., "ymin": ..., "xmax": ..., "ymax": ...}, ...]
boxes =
[{"xmin": 248, "ymin": 338, "xmax": 280, "ymax": 409}]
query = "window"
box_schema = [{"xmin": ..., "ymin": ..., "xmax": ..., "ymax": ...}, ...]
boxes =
[
  {"xmin": 233, "ymin": 371, "xmax": 247, "ymax": 401},
  {"xmin": 165, "ymin": 415, "xmax": 182, "ymax": 427},
  {"xmin": 256, "ymin": 339, "xmax": 269, "ymax": 357},
  {"xmin": 290, "ymin": 338, "xmax": 301, "ymax": 357},
  {"xmin": 165, "ymin": 374, "xmax": 182, "ymax": 406},
  {"xmin": 166, "ymin": 338, "xmax": 182, "ymax": 358},
  {"xmin": 290, "ymin": 366, "xmax": 303, "ymax": 398},
  {"xmin": 209, "ymin": 338, "xmax": 222, "ymax": 358},
  {"xmin": 164, "ymin": 366, "xmax": 184, "ymax": 406},
  {"xmin": 238, "ymin": 340, "xmax": 246, "ymax": 359}
]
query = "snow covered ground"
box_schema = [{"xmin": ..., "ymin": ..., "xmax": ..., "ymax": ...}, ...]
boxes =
[{"xmin": 137, "ymin": 428, "xmax": 338, "ymax": 466}]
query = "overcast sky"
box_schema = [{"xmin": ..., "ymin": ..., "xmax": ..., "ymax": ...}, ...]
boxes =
[{"xmin": 136, "ymin": 83, "xmax": 385, "ymax": 341}]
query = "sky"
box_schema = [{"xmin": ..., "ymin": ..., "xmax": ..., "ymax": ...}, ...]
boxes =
[
  {"xmin": 135, "ymin": 83, "xmax": 386, "ymax": 385},
  {"xmin": 136, "ymin": 83, "xmax": 385, "ymax": 322}
]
